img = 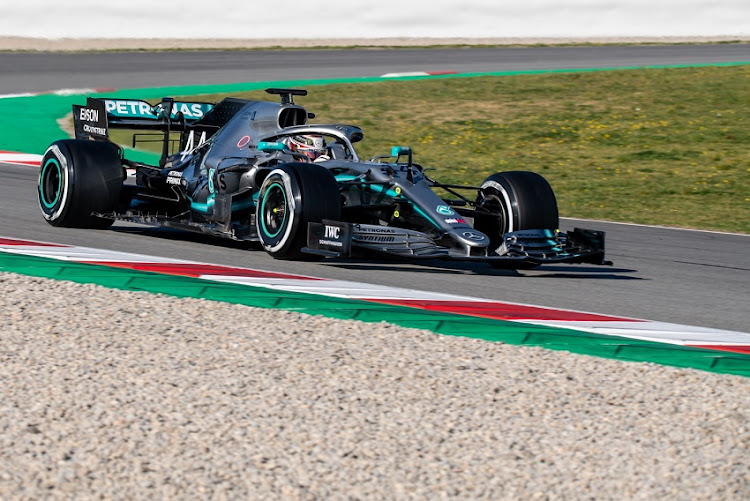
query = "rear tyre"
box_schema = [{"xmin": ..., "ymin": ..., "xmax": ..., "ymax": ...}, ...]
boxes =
[
  {"xmin": 474, "ymin": 171, "xmax": 559, "ymax": 250},
  {"xmin": 256, "ymin": 162, "xmax": 341, "ymax": 260},
  {"xmin": 38, "ymin": 139, "xmax": 123, "ymax": 228}
]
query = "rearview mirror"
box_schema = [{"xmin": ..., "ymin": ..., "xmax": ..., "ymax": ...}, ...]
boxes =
[{"xmin": 391, "ymin": 146, "xmax": 412, "ymax": 156}]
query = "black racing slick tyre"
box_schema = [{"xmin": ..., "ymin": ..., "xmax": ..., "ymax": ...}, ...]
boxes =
[
  {"xmin": 38, "ymin": 139, "xmax": 124, "ymax": 228},
  {"xmin": 474, "ymin": 171, "xmax": 559, "ymax": 250},
  {"xmin": 256, "ymin": 162, "xmax": 341, "ymax": 260}
]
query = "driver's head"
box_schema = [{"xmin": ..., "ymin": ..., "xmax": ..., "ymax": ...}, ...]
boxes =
[{"xmin": 286, "ymin": 134, "xmax": 326, "ymax": 160}]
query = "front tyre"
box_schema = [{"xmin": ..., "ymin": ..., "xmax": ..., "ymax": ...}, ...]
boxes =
[
  {"xmin": 256, "ymin": 163, "xmax": 340, "ymax": 259},
  {"xmin": 38, "ymin": 140, "xmax": 123, "ymax": 228},
  {"xmin": 474, "ymin": 171, "xmax": 559, "ymax": 250}
]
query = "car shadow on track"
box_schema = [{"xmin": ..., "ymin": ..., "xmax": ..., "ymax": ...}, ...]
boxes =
[
  {"xmin": 517, "ymin": 266, "xmax": 641, "ymax": 280},
  {"xmin": 323, "ymin": 260, "xmax": 639, "ymax": 279},
  {"xmin": 111, "ymin": 226, "xmax": 260, "ymax": 250},
  {"xmin": 111, "ymin": 226, "xmax": 638, "ymax": 279},
  {"xmin": 322, "ymin": 260, "xmax": 523, "ymax": 276}
]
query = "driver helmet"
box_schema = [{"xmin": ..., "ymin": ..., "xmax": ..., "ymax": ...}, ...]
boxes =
[{"xmin": 286, "ymin": 134, "xmax": 328, "ymax": 161}]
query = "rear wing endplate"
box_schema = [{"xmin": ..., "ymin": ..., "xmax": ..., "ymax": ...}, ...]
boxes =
[{"xmin": 73, "ymin": 97, "xmax": 216, "ymax": 140}]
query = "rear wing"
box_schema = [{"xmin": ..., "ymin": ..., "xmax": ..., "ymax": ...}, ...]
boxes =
[
  {"xmin": 73, "ymin": 97, "xmax": 216, "ymax": 140},
  {"xmin": 73, "ymin": 97, "xmax": 219, "ymax": 166}
]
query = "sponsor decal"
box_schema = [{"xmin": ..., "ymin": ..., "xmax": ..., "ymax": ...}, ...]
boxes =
[
  {"xmin": 82, "ymin": 124, "xmax": 107, "ymax": 136},
  {"xmin": 73, "ymin": 99, "xmax": 108, "ymax": 139},
  {"xmin": 170, "ymin": 102, "xmax": 212, "ymax": 119},
  {"xmin": 324, "ymin": 225, "xmax": 341, "ymax": 239},
  {"xmin": 166, "ymin": 171, "xmax": 183, "ymax": 186},
  {"xmin": 462, "ymin": 231, "xmax": 486, "ymax": 241},
  {"xmin": 103, "ymin": 100, "xmax": 214, "ymax": 120},
  {"xmin": 445, "ymin": 218, "xmax": 467, "ymax": 224},
  {"xmin": 307, "ymin": 221, "xmax": 352, "ymax": 255},
  {"xmin": 357, "ymin": 235, "xmax": 395, "ymax": 243},
  {"xmin": 237, "ymin": 135, "xmax": 251, "ymax": 148},
  {"xmin": 436, "ymin": 205, "xmax": 455, "ymax": 216},
  {"xmin": 79, "ymin": 107, "xmax": 99, "ymax": 122},
  {"xmin": 104, "ymin": 100, "xmax": 154, "ymax": 118},
  {"xmin": 319, "ymin": 239, "xmax": 344, "ymax": 247},
  {"xmin": 319, "ymin": 225, "xmax": 344, "ymax": 246}
]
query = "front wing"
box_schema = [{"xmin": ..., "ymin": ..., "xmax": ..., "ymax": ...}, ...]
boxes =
[{"xmin": 304, "ymin": 221, "xmax": 611, "ymax": 267}]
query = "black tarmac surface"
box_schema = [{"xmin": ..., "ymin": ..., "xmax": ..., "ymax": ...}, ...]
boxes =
[
  {"xmin": 2, "ymin": 161, "xmax": 748, "ymax": 333},
  {"xmin": 1, "ymin": 44, "xmax": 749, "ymax": 94}
]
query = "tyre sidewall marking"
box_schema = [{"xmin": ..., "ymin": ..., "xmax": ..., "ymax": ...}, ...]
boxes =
[
  {"xmin": 257, "ymin": 168, "xmax": 297, "ymax": 253},
  {"xmin": 480, "ymin": 179, "xmax": 515, "ymax": 233},
  {"xmin": 38, "ymin": 144, "xmax": 70, "ymax": 222}
]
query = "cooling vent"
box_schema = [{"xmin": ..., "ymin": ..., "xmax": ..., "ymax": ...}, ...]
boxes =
[{"xmin": 278, "ymin": 107, "xmax": 308, "ymax": 128}]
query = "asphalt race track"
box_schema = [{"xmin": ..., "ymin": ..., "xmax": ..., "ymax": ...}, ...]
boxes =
[
  {"xmin": 3, "ymin": 159, "xmax": 748, "ymax": 333},
  {"xmin": 1, "ymin": 44, "xmax": 748, "ymax": 333},
  {"xmin": 1, "ymin": 44, "xmax": 750, "ymax": 94}
]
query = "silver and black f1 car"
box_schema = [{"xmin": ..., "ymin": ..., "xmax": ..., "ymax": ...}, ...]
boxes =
[{"xmin": 38, "ymin": 88, "xmax": 610, "ymax": 268}]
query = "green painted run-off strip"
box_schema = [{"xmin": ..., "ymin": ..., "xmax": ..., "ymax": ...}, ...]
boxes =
[{"xmin": 2, "ymin": 251, "xmax": 749, "ymax": 377}]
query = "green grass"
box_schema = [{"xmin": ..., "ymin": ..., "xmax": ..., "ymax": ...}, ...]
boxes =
[{"xmin": 114, "ymin": 66, "xmax": 750, "ymax": 233}]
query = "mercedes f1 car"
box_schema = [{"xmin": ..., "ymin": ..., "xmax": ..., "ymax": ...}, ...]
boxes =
[{"xmin": 37, "ymin": 88, "xmax": 610, "ymax": 268}]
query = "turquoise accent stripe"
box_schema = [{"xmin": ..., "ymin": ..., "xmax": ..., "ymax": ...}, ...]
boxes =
[
  {"xmin": 39, "ymin": 157, "xmax": 61, "ymax": 208},
  {"xmin": 412, "ymin": 205, "xmax": 441, "ymax": 229},
  {"xmin": 208, "ymin": 168, "xmax": 216, "ymax": 193},
  {"xmin": 188, "ymin": 193, "xmax": 215, "ymax": 213},
  {"xmin": 188, "ymin": 194, "xmax": 254, "ymax": 213},
  {"xmin": 232, "ymin": 197, "xmax": 255, "ymax": 211},
  {"xmin": 259, "ymin": 182, "xmax": 286, "ymax": 238},
  {"xmin": 336, "ymin": 174, "xmax": 443, "ymax": 230},
  {"xmin": 337, "ymin": 176, "xmax": 400, "ymax": 197}
]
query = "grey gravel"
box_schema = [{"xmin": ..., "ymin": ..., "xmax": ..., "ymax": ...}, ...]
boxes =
[{"xmin": 1, "ymin": 272, "xmax": 748, "ymax": 500}]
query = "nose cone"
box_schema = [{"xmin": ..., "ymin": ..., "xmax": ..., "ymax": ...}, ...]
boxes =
[{"xmin": 447, "ymin": 229, "xmax": 490, "ymax": 256}]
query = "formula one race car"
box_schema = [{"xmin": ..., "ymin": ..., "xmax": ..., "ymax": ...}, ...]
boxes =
[{"xmin": 37, "ymin": 88, "xmax": 610, "ymax": 268}]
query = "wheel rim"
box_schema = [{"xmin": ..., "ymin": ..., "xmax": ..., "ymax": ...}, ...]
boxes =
[
  {"xmin": 40, "ymin": 158, "xmax": 62, "ymax": 209},
  {"xmin": 260, "ymin": 182, "xmax": 287, "ymax": 238},
  {"xmin": 479, "ymin": 191, "xmax": 509, "ymax": 234}
]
